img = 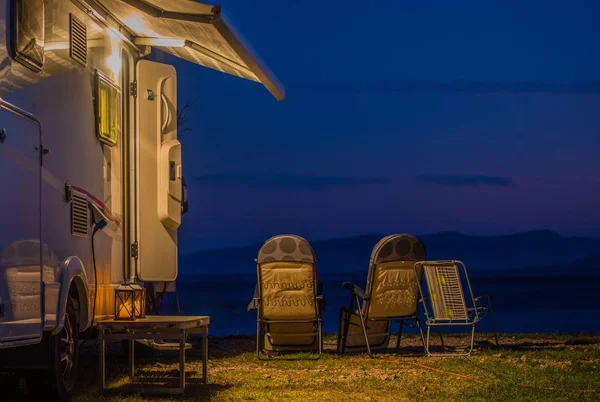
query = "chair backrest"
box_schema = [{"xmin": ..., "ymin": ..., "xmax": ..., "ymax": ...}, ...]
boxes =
[
  {"xmin": 420, "ymin": 261, "xmax": 469, "ymax": 321},
  {"xmin": 256, "ymin": 235, "xmax": 318, "ymax": 321},
  {"xmin": 365, "ymin": 234, "xmax": 427, "ymax": 319}
]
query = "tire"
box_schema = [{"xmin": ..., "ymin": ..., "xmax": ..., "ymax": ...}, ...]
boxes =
[
  {"xmin": 0, "ymin": 373, "xmax": 22, "ymax": 401},
  {"xmin": 29, "ymin": 295, "xmax": 80, "ymax": 402}
]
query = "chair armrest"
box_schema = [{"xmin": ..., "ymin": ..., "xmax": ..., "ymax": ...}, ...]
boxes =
[
  {"xmin": 473, "ymin": 295, "xmax": 494, "ymax": 312},
  {"xmin": 342, "ymin": 282, "xmax": 369, "ymax": 300},
  {"xmin": 316, "ymin": 294, "xmax": 326, "ymax": 312},
  {"xmin": 474, "ymin": 295, "xmax": 491, "ymax": 305},
  {"xmin": 247, "ymin": 297, "xmax": 259, "ymax": 312},
  {"xmin": 247, "ymin": 284, "xmax": 260, "ymax": 312}
]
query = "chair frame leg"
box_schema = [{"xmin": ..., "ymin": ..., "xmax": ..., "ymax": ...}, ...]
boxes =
[
  {"xmin": 317, "ymin": 318, "xmax": 323, "ymax": 359},
  {"xmin": 337, "ymin": 309, "xmax": 343, "ymax": 353},
  {"xmin": 415, "ymin": 316, "xmax": 426, "ymax": 355},
  {"xmin": 487, "ymin": 298, "xmax": 500, "ymax": 346},
  {"xmin": 341, "ymin": 290, "xmax": 356, "ymax": 354},
  {"xmin": 424, "ymin": 325, "xmax": 477, "ymax": 357},
  {"xmin": 468, "ymin": 325, "xmax": 476, "ymax": 355},
  {"xmin": 256, "ymin": 319, "xmax": 269, "ymax": 361},
  {"xmin": 355, "ymin": 295, "xmax": 373, "ymax": 358},
  {"xmin": 475, "ymin": 295, "xmax": 500, "ymax": 347},
  {"xmin": 425, "ymin": 326, "xmax": 432, "ymax": 356},
  {"xmin": 338, "ymin": 308, "xmax": 351, "ymax": 353},
  {"xmin": 396, "ymin": 320, "xmax": 404, "ymax": 349},
  {"xmin": 256, "ymin": 320, "xmax": 262, "ymax": 360},
  {"xmin": 438, "ymin": 328, "xmax": 446, "ymax": 350}
]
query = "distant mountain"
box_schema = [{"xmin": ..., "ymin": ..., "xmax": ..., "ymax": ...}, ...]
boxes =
[
  {"xmin": 179, "ymin": 230, "xmax": 600, "ymax": 274},
  {"xmin": 420, "ymin": 230, "xmax": 600, "ymax": 270}
]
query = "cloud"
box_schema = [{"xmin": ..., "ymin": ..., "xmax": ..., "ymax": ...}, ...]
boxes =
[
  {"xmin": 291, "ymin": 80, "xmax": 600, "ymax": 95},
  {"xmin": 189, "ymin": 174, "xmax": 392, "ymax": 190},
  {"xmin": 415, "ymin": 174, "xmax": 515, "ymax": 188}
]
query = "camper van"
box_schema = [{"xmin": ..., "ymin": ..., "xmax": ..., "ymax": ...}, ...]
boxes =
[{"xmin": 0, "ymin": 0, "xmax": 283, "ymax": 399}]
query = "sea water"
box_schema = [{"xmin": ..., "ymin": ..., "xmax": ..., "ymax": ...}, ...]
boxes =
[{"xmin": 163, "ymin": 272, "xmax": 600, "ymax": 336}]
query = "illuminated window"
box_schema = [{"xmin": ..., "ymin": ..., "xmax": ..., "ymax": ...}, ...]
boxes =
[
  {"xmin": 10, "ymin": 0, "xmax": 45, "ymax": 71},
  {"xmin": 95, "ymin": 72, "xmax": 121, "ymax": 146}
]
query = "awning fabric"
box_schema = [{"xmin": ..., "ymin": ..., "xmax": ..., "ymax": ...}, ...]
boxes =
[{"xmin": 98, "ymin": 0, "xmax": 285, "ymax": 100}]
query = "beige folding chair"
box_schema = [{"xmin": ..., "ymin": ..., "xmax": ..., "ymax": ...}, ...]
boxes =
[
  {"xmin": 337, "ymin": 234, "xmax": 428, "ymax": 357},
  {"xmin": 415, "ymin": 260, "xmax": 499, "ymax": 356},
  {"xmin": 251, "ymin": 235, "xmax": 324, "ymax": 359}
]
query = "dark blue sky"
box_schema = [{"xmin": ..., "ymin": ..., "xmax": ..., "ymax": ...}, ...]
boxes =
[{"xmin": 173, "ymin": 0, "xmax": 600, "ymax": 252}]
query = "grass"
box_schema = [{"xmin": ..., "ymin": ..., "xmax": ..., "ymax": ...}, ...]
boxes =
[{"xmin": 69, "ymin": 333, "xmax": 599, "ymax": 401}]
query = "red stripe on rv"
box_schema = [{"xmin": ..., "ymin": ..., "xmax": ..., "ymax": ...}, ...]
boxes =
[{"xmin": 70, "ymin": 185, "xmax": 122, "ymax": 229}]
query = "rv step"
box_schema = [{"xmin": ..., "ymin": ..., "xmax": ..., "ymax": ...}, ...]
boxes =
[{"xmin": 135, "ymin": 339, "xmax": 192, "ymax": 351}]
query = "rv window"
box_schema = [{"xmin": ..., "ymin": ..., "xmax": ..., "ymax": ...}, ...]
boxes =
[
  {"xmin": 11, "ymin": 0, "xmax": 45, "ymax": 71},
  {"xmin": 95, "ymin": 74, "xmax": 121, "ymax": 146}
]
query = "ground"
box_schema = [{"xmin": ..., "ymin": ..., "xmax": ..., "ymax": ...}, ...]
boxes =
[{"xmin": 23, "ymin": 333, "xmax": 600, "ymax": 401}]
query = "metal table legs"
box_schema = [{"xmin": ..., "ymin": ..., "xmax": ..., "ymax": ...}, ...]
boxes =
[{"xmin": 98, "ymin": 327, "xmax": 208, "ymax": 395}]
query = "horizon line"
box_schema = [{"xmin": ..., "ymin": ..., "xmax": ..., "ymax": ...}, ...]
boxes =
[{"xmin": 180, "ymin": 228, "xmax": 600, "ymax": 255}]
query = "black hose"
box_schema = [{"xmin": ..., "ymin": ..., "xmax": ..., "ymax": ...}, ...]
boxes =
[
  {"xmin": 91, "ymin": 227, "xmax": 99, "ymax": 325},
  {"xmin": 156, "ymin": 281, "xmax": 168, "ymax": 313}
]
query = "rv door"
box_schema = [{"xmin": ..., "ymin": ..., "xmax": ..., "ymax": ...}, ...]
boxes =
[
  {"xmin": 136, "ymin": 61, "xmax": 181, "ymax": 282},
  {"xmin": 0, "ymin": 100, "xmax": 43, "ymax": 347}
]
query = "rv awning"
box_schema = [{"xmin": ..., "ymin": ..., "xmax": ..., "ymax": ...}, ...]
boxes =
[{"xmin": 97, "ymin": 0, "xmax": 285, "ymax": 100}]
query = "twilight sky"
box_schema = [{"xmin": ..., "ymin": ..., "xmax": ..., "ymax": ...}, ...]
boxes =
[{"xmin": 172, "ymin": 0, "xmax": 600, "ymax": 252}]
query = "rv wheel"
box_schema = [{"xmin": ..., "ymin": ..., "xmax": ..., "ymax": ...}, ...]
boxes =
[
  {"xmin": 0, "ymin": 373, "xmax": 21, "ymax": 401},
  {"xmin": 29, "ymin": 295, "xmax": 80, "ymax": 401}
]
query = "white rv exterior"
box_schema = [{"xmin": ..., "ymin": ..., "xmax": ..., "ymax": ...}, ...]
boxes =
[{"xmin": 0, "ymin": 0, "xmax": 283, "ymax": 399}]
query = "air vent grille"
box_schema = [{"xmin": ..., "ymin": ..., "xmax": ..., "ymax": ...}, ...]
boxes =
[
  {"xmin": 69, "ymin": 14, "xmax": 87, "ymax": 67},
  {"xmin": 71, "ymin": 191, "xmax": 89, "ymax": 237}
]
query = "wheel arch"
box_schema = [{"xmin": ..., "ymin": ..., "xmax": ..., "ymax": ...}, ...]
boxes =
[{"xmin": 52, "ymin": 256, "xmax": 91, "ymax": 335}]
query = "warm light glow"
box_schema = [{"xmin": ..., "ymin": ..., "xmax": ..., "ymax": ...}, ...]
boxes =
[
  {"xmin": 106, "ymin": 30, "xmax": 122, "ymax": 75},
  {"xmin": 134, "ymin": 287, "xmax": 146, "ymax": 318},
  {"xmin": 123, "ymin": 14, "xmax": 159, "ymax": 37},
  {"xmin": 106, "ymin": 53, "xmax": 121, "ymax": 75},
  {"xmin": 114, "ymin": 285, "xmax": 146, "ymax": 320},
  {"xmin": 115, "ymin": 287, "xmax": 135, "ymax": 320},
  {"xmin": 134, "ymin": 37, "xmax": 186, "ymax": 48},
  {"xmin": 45, "ymin": 41, "xmax": 70, "ymax": 51}
]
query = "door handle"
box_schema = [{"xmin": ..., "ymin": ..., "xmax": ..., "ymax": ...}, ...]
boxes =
[
  {"xmin": 0, "ymin": 128, "xmax": 6, "ymax": 144},
  {"xmin": 161, "ymin": 93, "xmax": 171, "ymax": 133},
  {"xmin": 169, "ymin": 161, "xmax": 176, "ymax": 181},
  {"xmin": 34, "ymin": 146, "xmax": 50, "ymax": 155},
  {"xmin": 169, "ymin": 162, "xmax": 182, "ymax": 181}
]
